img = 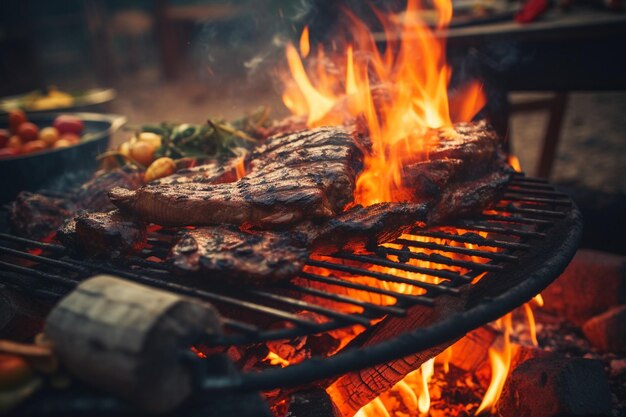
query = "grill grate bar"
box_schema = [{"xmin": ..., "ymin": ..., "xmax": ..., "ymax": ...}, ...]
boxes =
[
  {"xmin": 394, "ymin": 238, "xmax": 518, "ymax": 261},
  {"xmin": 452, "ymin": 221, "xmax": 546, "ymax": 239},
  {"xmin": 57, "ymin": 258, "xmax": 324, "ymax": 328},
  {"xmin": 0, "ymin": 233, "xmax": 65, "ymax": 252},
  {"xmin": 498, "ymin": 203, "xmax": 566, "ymax": 218},
  {"xmin": 0, "ymin": 260, "xmax": 77, "ymax": 288},
  {"xmin": 409, "ymin": 230, "xmax": 531, "ymax": 250},
  {"xmin": 298, "ymin": 272, "xmax": 435, "ymax": 305},
  {"xmin": 504, "ymin": 187, "xmax": 568, "ymax": 198},
  {"xmin": 243, "ymin": 289, "xmax": 373, "ymax": 326},
  {"xmin": 382, "ymin": 247, "xmax": 504, "ymax": 272},
  {"xmin": 1, "ymin": 271, "xmax": 65, "ymax": 299},
  {"xmin": 0, "ymin": 246, "xmax": 90, "ymax": 274},
  {"xmin": 334, "ymin": 253, "xmax": 472, "ymax": 283},
  {"xmin": 221, "ymin": 318, "xmax": 261, "ymax": 336},
  {"xmin": 478, "ymin": 213, "xmax": 553, "ymax": 226},
  {"xmin": 509, "ymin": 174, "xmax": 549, "ymax": 183},
  {"xmin": 502, "ymin": 194, "xmax": 572, "ymax": 206},
  {"xmin": 306, "ymin": 259, "xmax": 460, "ymax": 295},
  {"xmin": 283, "ymin": 283, "xmax": 407, "ymax": 317},
  {"xmin": 507, "ymin": 181, "xmax": 555, "ymax": 190}
]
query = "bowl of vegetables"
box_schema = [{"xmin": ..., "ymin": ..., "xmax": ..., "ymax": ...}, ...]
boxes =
[{"xmin": 0, "ymin": 110, "xmax": 125, "ymax": 204}]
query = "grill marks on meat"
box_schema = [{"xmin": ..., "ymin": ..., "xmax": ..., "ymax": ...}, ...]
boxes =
[
  {"xmin": 57, "ymin": 210, "xmax": 146, "ymax": 258},
  {"xmin": 169, "ymin": 203, "xmax": 428, "ymax": 281},
  {"xmin": 297, "ymin": 202, "xmax": 429, "ymax": 255},
  {"xmin": 170, "ymin": 226, "xmax": 309, "ymax": 285},
  {"xmin": 109, "ymin": 127, "xmax": 363, "ymax": 227},
  {"xmin": 9, "ymin": 192, "xmax": 75, "ymax": 239}
]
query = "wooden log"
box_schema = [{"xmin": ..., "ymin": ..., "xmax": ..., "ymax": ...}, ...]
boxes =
[
  {"xmin": 44, "ymin": 275, "xmax": 221, "ymax": 414},
  {"xmin": 496, "ymin": 357, "xmax": 612, "ymax": 417},
  {"xmin": 541, "ymin": 249, "xmax": 626, "ymax": 325},
  {"xmin": 448, "ymin": 325, "xmax": 499, "ymax": 372},
  {"xmin": 326, "ymin": 290, "xmax": 468, "ymax": 417},
  {"xmin": 582, "ymin": 305, "xmax": 626, "ymax": 353},
  {"xmin": 450, "ymin": 325, "xmax": 551, "ymax": 373}
]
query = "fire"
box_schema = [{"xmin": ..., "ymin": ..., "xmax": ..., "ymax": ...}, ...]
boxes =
[
  {"xmin": 281, "ymin": 0, "xmax": 486, "ymax": 206},
  {"xmin": 475, "ymin": 314, "xmax": 513, "ymax": 415}
]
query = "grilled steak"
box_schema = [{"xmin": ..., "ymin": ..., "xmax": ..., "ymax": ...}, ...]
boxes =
[
  {"xmin": 297, "ymin": 202, "xmax": 429, "ymax": 255},
  {"xmin": 9, "ymin": 166, "xmax": 144, "ymax": 239},
  {"xmin": 57, "ymin": 210, "xmax": 146, "ymax": 258},
  {"xmin": 170, "ymin": 226, "xmax": 309, "ymax": 285},
  {"xmin": 9, "ymin": 192, "xmax": 75, "ymax": 239},
  {"xmin": 110, "ymin": 127, "xmax": 364, "ymax": 227}
]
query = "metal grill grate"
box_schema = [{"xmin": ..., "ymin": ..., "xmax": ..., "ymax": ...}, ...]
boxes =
[{"xmin": 0, "ymin": 173, "xmax": 578, "ymax": 350}]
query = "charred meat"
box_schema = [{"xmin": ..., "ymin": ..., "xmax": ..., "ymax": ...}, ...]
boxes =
[
  {"xmin": 57, "ymin": 210, "xmax": 146, "ymax": 258},
  {"xmin": 297, "ymin": 202, "xmax": 429, "ymax": 255},
  {"xmin": 9, "ymin": 192, "xmax": 75, "ymax": 239},
  {"xmin": 9, "ymin": 166, "xmax": 144, "ymax": 239},
  {"xmin": 110, "ymin": 127, "xmax": 364, "ymax": 227},
  {"xmin": 170, "ymin": 226, "xmax": 309, "ymax": 285}
]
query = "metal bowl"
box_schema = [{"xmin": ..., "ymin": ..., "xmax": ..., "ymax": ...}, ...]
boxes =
[
  {"xmin": 0, "ymin": 112, "xmax": 126, "ymax": 205},
  {"xmin": 0, "ymin": 88, "xmax": 117, "ymax": 114}
]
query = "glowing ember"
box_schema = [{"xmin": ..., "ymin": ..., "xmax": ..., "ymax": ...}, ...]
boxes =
[{"xmin": 281, "ymin": 0, "xmax": 486, "ymax": 206}]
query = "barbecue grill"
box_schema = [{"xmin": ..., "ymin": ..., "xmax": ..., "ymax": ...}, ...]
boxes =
[{"xmin": 0, "ymin": 172, "xmax": 582, "ymax": 406}]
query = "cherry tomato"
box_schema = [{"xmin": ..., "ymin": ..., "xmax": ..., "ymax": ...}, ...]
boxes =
[
  {"xmin": 0, "ymin": 148, "xmax": 19, "ymax": 158},
  {"xmin": 21, "ymin": 139, "xmax": 47, "ymax": 154},
  {"xmin": 7, "ymin": 135, "xmax": 22, "ymax": 151},
  {"xmin": 129, "ymin": 141, "xmax": 155, "ymax": 166},
  {"xmin": 8, "ymin": 109, "xmax": 27, "ymax": 133},
  {"xmin": 53, "ymin": 139, "xmax": 72, "ymax": 148},
  {"xmin": 18, "ymin": 122, "xmax": 39, "ymax": 142},
  {"xmin": 39, "ymin": 126, "xmax": 60, "ymax": 146},
  {"xmin": 0, "ymin": 354, "xmax": 33, "ymax": 389},
  {"xmin": 53, "ymin": 115, "xmax": 84, "ymax": 135},
  {"xmin": 60, "ymin": 133, "xmax": 80, "ymax": 145},
  {"xmin": 0, "ymin": 129, "xmax": 9, "ymax": 148}
]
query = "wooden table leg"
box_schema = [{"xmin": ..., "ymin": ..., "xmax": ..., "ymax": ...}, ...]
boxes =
[{"xmin": 537, "ymin": 92, "xmax": 568, "ymax": 179}]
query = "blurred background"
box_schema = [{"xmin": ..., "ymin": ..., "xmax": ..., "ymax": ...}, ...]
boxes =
[{"xmin": 1, "ymin": 0, "xmax": 625, "ymax": 251}]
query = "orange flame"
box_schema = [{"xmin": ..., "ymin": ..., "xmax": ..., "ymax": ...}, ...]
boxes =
[
  {"xmin": 475, "ymin": 313, "xmax": 513, "ymax": 415},
  {"xmin": 281, "ymin": 0, "xmax": 486, "ymax": 206}
]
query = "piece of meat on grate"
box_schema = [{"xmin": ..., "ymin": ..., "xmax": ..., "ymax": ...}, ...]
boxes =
[
  {"xmin": 170, "ymin": 226, "xmax": 309, "ymax": 285},
  {"xmin": 9, "ymin": 165, "xmax": 144, "ymax": 239},
  {"xmin": 109, "ymin": 126, "xmax": 364, "ymax": 228},
  {"xmin": 57, "ymin": 210, "xmax": 146, "ymax": 258}
]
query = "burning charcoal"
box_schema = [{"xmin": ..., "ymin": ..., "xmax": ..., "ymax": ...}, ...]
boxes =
[
  {"xmin": 541, "ymin": 249, "xmax": 626, "ymax": 325},
  {"xmin": 582, "ymin": 305, "xmax": 626, "ymax": 353},
  {"xmin": 496, "ymin": 357, "xmax": 612, "ymax": 417},
  {"xmin": 287, "ymin": 388, "xmax": 341, "ymax": 417},
  {"xmin": 44, "ymin": 275, "xmax": 222, "ymax": 413}
]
